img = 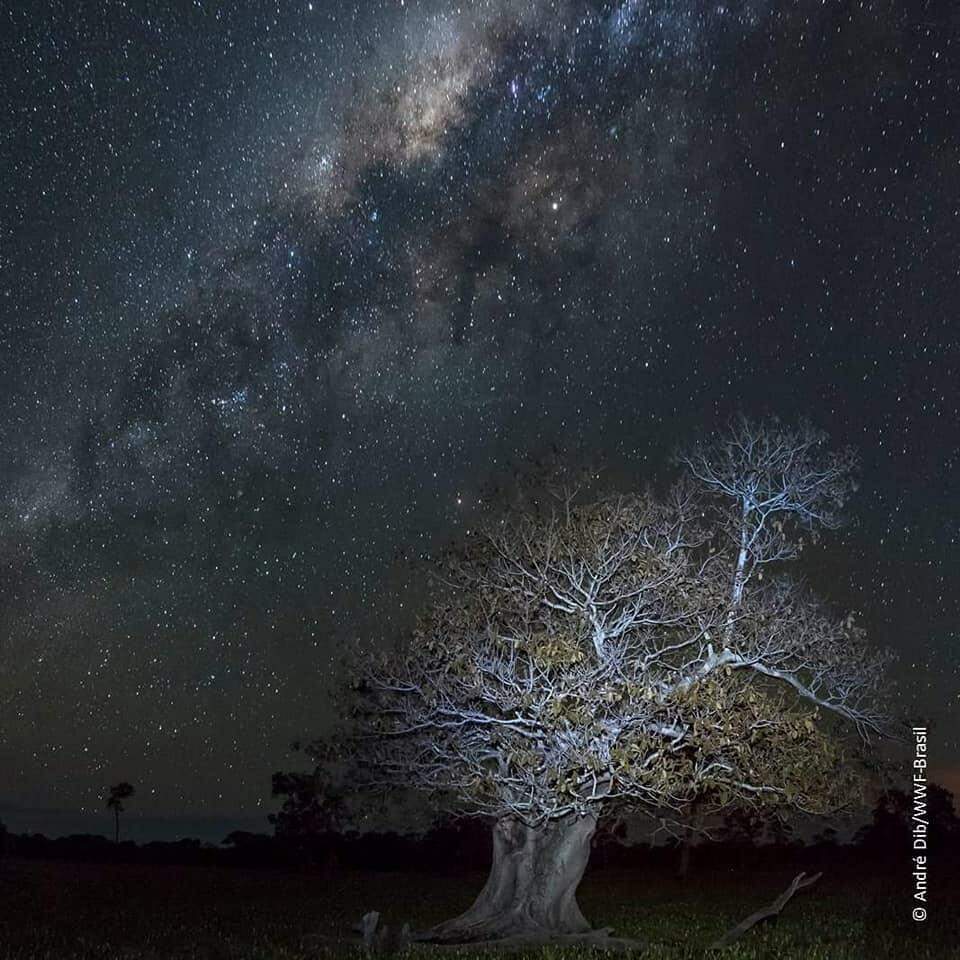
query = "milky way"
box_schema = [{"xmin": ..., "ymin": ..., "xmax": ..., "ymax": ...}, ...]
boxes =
[{"xmin": 0, "ymin": 0, "xmax": 957, "ymax": 832}]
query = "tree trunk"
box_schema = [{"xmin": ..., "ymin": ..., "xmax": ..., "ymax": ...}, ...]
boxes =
[
  {"xmin": 423, "ymin": 813, "xmax": 597, "ymax": 943},
  {"xmin": 724, "ymin": 500, "xmax": 751, "ymax": 644},
  {"xmin": 114, "ymin": 808, "xmax": 120, "ymax": 844}
]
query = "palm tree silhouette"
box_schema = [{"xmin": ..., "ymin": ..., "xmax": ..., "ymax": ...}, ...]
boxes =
[{"xmin": 106, "ymin": 782, "xmax": 135, "ymax": 843}]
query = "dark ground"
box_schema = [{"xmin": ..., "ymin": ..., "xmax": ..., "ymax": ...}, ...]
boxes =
[{"xmin": 0, "ymin": 856, "xmax": 956, "ymax": 959}]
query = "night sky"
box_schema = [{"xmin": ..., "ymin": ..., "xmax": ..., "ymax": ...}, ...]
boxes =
[{"xmin": 1, "ymin": 0, "xmax": 957, "ymax": 838}]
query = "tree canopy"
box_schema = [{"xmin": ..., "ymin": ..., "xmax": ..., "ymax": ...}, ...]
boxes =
[{"xmin": 330, "ymin": 421, "xmax": 890, "ymax": 831}]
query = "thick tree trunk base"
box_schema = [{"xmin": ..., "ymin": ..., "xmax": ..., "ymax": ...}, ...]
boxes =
[{"xmin": 420, "ymin": 814, "xmax": 599, "ymax": 945}]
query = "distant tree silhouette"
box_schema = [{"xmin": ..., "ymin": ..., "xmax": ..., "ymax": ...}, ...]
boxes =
[
  {"xmin": 857, "ymin": 783, "xmax": 960, "ymax": 858},
  {"xmin": 221, "ymin": 830, "xmax": 278, "ymax": 865},
  {"xmin": 269, "ymin": 769, "xmax": 344, "ymax": 839},
  {"xmin": 223, "ymin": 830, "xmax": 261, "ymax": 847},
  {"xmin": 926, "ymin": 783, "xmax": 960, "ymax": 846},
  {"xmin": 766, "ymin": 814, "xmax": 794, "ymax": 847},
  {"xmin": 720, "ymin": 806, "xmax": 766, "ymax": 847},
  {"xmin": 269, "ymin": 767, "xmax": 346, "ymax": 873},
  {"xmin": 106, "ymin": 782, "xmax": 135, "ymax": 843},
  {"xmin": 855, "ymin": 788, "xmax": 909, "ymax": 854},
  {"xmin": 811, "ymin": 826, "xmax": 838, "ymax": 847}
]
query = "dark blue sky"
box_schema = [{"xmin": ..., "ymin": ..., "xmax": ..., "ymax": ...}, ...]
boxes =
[{"xmin": 0, "ymin": 0, "xmax": 956, "ymax": 837}]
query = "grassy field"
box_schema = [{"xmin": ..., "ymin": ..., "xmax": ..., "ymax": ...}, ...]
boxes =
[{"xmin": 0, "ymin": 858, "xmax": 956, "ymax": 959}]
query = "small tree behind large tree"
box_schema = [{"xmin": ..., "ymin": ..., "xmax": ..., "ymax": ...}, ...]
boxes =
[
  {"xmin": 106, "ymin": 782, "xmax": 134, "ymax": 844},
  {"xmin": 269, "ymin": 769, "xmax": 344, "ymax": 839},
  {"xmin": 321, "ymin": 420, "xmax": 892, "ymax": 944}
]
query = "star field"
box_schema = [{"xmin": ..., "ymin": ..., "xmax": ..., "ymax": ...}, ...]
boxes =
[{"xmin": 0, "ymin": 0, "xmax": 957, "ymax": 830}]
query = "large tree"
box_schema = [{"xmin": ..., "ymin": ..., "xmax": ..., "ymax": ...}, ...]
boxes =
[{"xmin": 324, "ymin": 420, "xmax": 892, "ymax": 944}]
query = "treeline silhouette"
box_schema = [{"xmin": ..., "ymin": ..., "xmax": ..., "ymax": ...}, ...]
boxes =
[{"xmin": 1, "ymin": 785, "xmax": 955, "ymax": 875}]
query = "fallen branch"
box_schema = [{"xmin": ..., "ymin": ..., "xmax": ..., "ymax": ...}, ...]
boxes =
[{"xmin": 709, "ymin": 870, "xmax": 823, "ymax": 950}]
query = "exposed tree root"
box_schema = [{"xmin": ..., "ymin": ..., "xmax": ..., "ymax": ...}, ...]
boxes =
[
  {"xmin": 330, "ymin": 869, "xmax": 823, "ymax": 955},
  {"xmin": 415, "ymin": 928, "xmax": 646, "ymax": 954},
  {"xmin": 344, "ymin": 912, "xmax": 644, "ymax": 955}
]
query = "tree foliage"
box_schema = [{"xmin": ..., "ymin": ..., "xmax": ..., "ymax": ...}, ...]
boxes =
[
  {"xmin": 269, "ymin": 768, "xmax": 344, "ymax": 838},
  {"xmin": 106, "ymin": 782, "xmax": 134, "ymax": 812},
  {"xmin": 325, "ymin": 420, "xmax": 893, "ymax": 833}
]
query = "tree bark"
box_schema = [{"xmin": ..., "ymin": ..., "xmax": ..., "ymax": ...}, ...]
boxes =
[
  {"xmin": 422, "ymin": 813, "xmax": 597, "ymax": 943},
  {"xmin": 723, "ymin": 499, "xmax": 751, "ymax": 644}
]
